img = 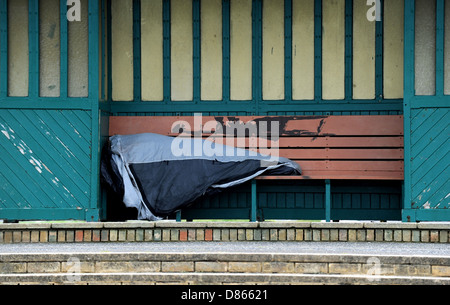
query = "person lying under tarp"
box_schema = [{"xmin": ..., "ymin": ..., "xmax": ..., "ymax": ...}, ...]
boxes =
[{"xmin": 101, "ymin": 133, "xmax": 301, "ymax": 221}]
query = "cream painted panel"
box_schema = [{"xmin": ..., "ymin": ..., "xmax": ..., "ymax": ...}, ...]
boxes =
[
  {"xmin": 230, "ymin": 0, "xmax": 252, "ymax": 100},
  {"xmin": 292, "ymin": 0, "xmax": 314, "ymax": 100},
  {"xmin": 141, "ymin": 0, "xmax": 164, "ymax": 101},
  {"xmin": 171, "ymin": 0, "xmax": 193, "ymax": 101},
  {"xmin": 111, "ymin": 0, "xmax": 133, "ymax": 101},
  {"xmin": 201, "ymin": 0, "xmax": 222, "ymax": 101},
  {"xmin": 445, "ymin": 0, "xmax": 450, "ymax": 94},
  {"xmin": 353, "ymin": 0, "xmax": 375, "ymax": 99},
  {"xmin": 322, "ymin": 0, "xmax": 345, "ymax": 100},
  {"xmin": 262, "ymin": 0, "xmax": 284, "ymax": 100},
  {"xmin": 415, "ymin": 0, "xmax": 436, "ymax": 96},
  {"xmin": 39, "ymin": 0, "xmax": 60, "ymax": 97},
  {"xmin": 384, "ymin": 0, "xmax": 404, "ymax": 99},
  {"xmin": 68, "ymin": 0, "xmax": 89, "ymax": 97},
  {"xmin": 8, "ymin": 0, "xmax": 29, "ymax": 97}
]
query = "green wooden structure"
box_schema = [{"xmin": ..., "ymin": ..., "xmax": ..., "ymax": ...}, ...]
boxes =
[{"xmin": 0, "ymin": 0, "xmax": 448, "ymax": 222}]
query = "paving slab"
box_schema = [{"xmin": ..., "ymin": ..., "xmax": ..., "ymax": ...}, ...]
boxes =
[{"xmin": 0, "ymin": 241, "xmax": 449, "ymax": 257}]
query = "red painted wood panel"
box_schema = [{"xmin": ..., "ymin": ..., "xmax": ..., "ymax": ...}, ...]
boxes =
[
  {"xmin": 108, "ymin": 115, "xmax": 405, "ymax": 181},
  {"xmin": 109, "ymin": 115, "xmax": 404, "ymax": 137}
]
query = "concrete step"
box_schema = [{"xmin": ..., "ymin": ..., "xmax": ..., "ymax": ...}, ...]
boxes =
[
  {"xmin": 1, "ymin": 251, "xmax": 449, "ymax": 285},
  {"xmin": 1, "ymin": 271, "xmax": 449, "ymax": 285}
]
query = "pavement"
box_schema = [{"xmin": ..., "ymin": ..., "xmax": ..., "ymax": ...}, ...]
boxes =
[{"xmin": 1, "ymin": 241, "xmax": 449, "ymax": 257}]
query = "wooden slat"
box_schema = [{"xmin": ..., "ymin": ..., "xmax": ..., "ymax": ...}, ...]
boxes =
[
  {"xmin": 263, "ymin": 148, "xmax": 404, "ymax": 160},
  {"xmin": 109, "ymin": 115, "xmax": 404, "ymax": 137},
  {"xmin": 186, "ymin": 136, "xmax": 404, "ymax": 148},
  {"xmin": 282, "ymin": 115, "xmax": 404, "ymax": 136},
  {"xmin": 297, "ymin": 161, "xmax": 404, "ymax": 171},
  {"xmin": 256, "ymin": 171, "xmax": 404, "ymax": 180}
]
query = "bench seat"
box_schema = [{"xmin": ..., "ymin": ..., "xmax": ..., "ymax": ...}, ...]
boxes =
[{"xmin": 109, "ymin": 115, "xmax": 404, "ymax": 222}]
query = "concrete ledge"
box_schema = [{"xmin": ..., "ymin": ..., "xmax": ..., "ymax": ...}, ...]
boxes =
[
  {"xmin": 0, "ymin": 221, "xmax": 449, "ymax": 244},
  {"xmin": 1, "ymin": 272, "xmax": 449, "ymax": 285},
  {"xmin": 1, "ymin": 252, "xmax": 449, "ymax": 266},
  {"xmin": 1, "ymin": 251, "xmax": 449, "ymax": 285}
]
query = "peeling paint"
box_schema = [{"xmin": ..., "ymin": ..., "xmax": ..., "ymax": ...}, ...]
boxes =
[
  {"xmin": 0, "ymin": 122, "xmax": 73, "ymax": 199},
  {"xmin": 423, "ymin": 201, "xmax": 431, "ymax": 209}
]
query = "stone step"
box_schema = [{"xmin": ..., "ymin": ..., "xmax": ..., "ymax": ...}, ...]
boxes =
[
  {"xmin": 1, "ymin": 271, "xmax": 449, "ymax": 285},
  {"xmin": 1, "ymin": 251, "xmax": 449, "ymax": 285}
]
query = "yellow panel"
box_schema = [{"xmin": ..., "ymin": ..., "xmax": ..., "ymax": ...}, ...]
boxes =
[
  {"xmin": 201, "ymin": 0, "xmax": 222, "ymax": 101},
  {"xmin": 171, "ymin": 0, "xmax": 193, "ymax": 101},
  {"xmin": 292, "ymin": 0, "xmax": 314, "ymax": 100},
  {"xmin": 262, "ymin": 0, "xmax": 284, "ymax": 100},
  {"xmin": 353, "ymin": 0, "xmax": 375, "ymax": 99},
  {"xmin": 445, "ymin": 0, "xmax": 450, "ymax": 95},
  {"xmin": 384, "ymin": 0, "xmax": 404, "ymax": 99},
  {"xmin": 68, "ymin": 0, "xmax": 89, "ymax": 97},
  {"xmin": 230, "ymin": 0, "xmax": 252, "ymax": 101},
  {"xmin": 8, "ymin": 0, "xmax": 29, "ymax": 97},
  {"xmin": 322, "ymin": 0, "xmax": 345, "ymax": 100},
  {"xmin": 39, "ymin": 0, "xmax": 60, "ymax": 97},
  {"xmin": 112, "ymin": 0, "xmax": 134, "ymax": 101},
  {"xmin": 141, "ymin": 0, "xmax": 163, "ymax": 101}
]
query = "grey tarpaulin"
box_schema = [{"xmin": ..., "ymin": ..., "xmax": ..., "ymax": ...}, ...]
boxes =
[{"xmin": 101, "ymin": 133, "xmax": 301, "ymax": 220}]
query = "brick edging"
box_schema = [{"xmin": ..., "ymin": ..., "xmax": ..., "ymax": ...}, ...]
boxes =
[{"xmin": 0, "ymin": 221, "xmax": 449, "ymax": 244}]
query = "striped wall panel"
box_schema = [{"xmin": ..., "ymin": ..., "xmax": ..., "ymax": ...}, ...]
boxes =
[
  {"xmin": 0, "ymin": 109, "xmax": 92, "ymax": 220},
  {"xmin": 410, "ymin": 108, "xmax": 449, "ymax": 211}
]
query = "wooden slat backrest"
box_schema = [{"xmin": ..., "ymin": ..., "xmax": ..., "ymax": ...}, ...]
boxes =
[
  {"xmin": 109, "ymin": 115, "xmax": 404, "ymax": 180},
  {"xmin": 109, "ymin": 115, "xmax": 404, "ymax": 136}
]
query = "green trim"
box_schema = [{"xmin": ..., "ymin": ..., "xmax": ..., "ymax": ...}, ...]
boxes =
[
  {"xmin": 344, "ymin": 0, "xmax": 353, "ymax": 100},
  {"xmin": 28, "ymin": 0, "xmax": 39, "ymax": 99},
  {"xmin": 0, "ymin": 98, "xmax": 92, "ymax": 110},
  {"xmin": 89, "ymin": 0, "xmax": 100, "ymax": 221},
  {"xmin": 163, "ymin": 0, "xmax": 171, "ymax": 102},
  {"xmin": 110, "ymin": 100, "xmax": 403, "ymax": 115},
  {"xmin": 402, "ymin": 0, "xmax": 415, "ymax": 221},
  {"xmin": 284, "ymin": 0, "xmax": 292, "ymax": 102},
  {"xmin": 0, "ymin": 208, "xmax": 96, "ymax": 221},
  {"xmin": 133, "ymin": 0, "xmax": 141, "ymax": 102},
  {"xmin": 314, "ymin": 0, "xmax": 322, "ymax": 101},
  {"xmin": 252, "ymin": 0, "xmax": 261, "ymax": 113},
  {"xmin": 436, "ymin": 0, "xmax": 445, "ymax": 97},
  {"xmin": 222, "ymin": 0, "xmax": 230, "ymax": 102},
  {"xmin": 251, "ymin": 180, "xmax": 257, "ymax": 222},
  {"xmin": 375, "ymin": 0, "xmax": 384, "ymax": 100},
  {"xmin": 325, "ymin": 180, "xmax": 331, "ymax": 222},
  {"xmin": 403, "ymin": 209, "xmax": 450, "ymax": 222},
  {"xmin": 60, "ymin": 0, "xmax": 68, "ymax": 99},
  {"xmin": 410, "ymin": 96, "xmax": 450, "ymax": 109},
  {"xmin": 193, "ymin": 0, "xmax": 200, "ymax": 103}
]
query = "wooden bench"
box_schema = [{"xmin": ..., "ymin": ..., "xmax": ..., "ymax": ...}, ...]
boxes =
[{"xmin": 109, "ymin": 115, "xmax": 404, "ymax": 222}]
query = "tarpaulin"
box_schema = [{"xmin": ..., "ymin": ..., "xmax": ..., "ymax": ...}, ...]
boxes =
[{"xmin": 101, "ymin": 133, "xmax": 301, "ymax": 220}]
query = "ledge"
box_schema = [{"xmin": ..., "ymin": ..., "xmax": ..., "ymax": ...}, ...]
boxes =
[{"xmin": 0, "ymin": 221, "xmax": 448, "ymax": 244}]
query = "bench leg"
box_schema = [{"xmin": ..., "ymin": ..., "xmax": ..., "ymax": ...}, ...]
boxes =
[
  {"xmin": 251, "ymin": 180, "xmax": 257, "ymax": 222},
  {"xmin": 325, "ymin": 179, "xmax": 331, "ymax": 223}
]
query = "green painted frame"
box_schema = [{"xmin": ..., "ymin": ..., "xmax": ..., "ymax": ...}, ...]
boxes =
[
  {"xmin": 0, "ymin": 0, "xmax": 100, "ymax": 221},
  {"xmin": 104, "ymin": 0, "xmax": 406, "ymax": 222},
  {"xmin": 402, "ymin": 0, "xmax": 450, "ymax": 222},
  {"xmin": 108, "ymin": 0, "xmax": 403, "ymax": 116}
]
